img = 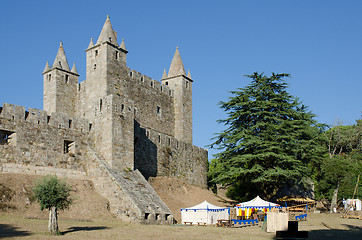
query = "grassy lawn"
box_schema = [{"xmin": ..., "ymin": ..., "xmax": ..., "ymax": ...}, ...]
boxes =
[{"xmin": 0, "ymin": 213, "xmax": 361, "ymax": 240}]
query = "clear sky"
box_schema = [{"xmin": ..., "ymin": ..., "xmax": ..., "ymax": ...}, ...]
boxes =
[{"xmin": 1, "ymin": 0, "xmax": 362, "ymax": 159}]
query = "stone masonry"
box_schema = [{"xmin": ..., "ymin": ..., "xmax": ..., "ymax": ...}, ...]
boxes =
[{"xmin": 0, "ymin": 15, "xmax": 208, "ymax": 224}]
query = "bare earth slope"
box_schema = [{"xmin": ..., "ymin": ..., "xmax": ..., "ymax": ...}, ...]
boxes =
[
  {"xmin": 149, "ymin": 176, "xmax": 235, "ymax": 222},
  {"xmin": 0, "ymin": 173, "xmax": 231, "ymax": 223},
  {"xmin": 0, "ymin": 173, "xmax": 112, "ymax": 220}
]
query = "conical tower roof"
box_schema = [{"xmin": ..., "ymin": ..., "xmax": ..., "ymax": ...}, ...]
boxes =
[
  {"xmin": 162, "ymin": 69, "xmax": 168, "ymax": 79},
  {"xmin": 96, "ymin": 15, "xmax": 118, "ymax": 45},
  {"xmin": 71, "ymin": 62, "xmax": 78, "ymax": 74},
  {"xmin": 187, "ymin": 70, "xmax": 192, "ymax": 79},
  {"xmin": 43, "ymin": 61, "xmax": 50, "ymax": 73},
  {"xmin": 168, "ymin": 47, "xmax": 186, "ymax": 77},
  {"xmin": 88, "ymin": 38, "xmax": 94, "ymax": 49},
  {"xmin": 52, "ymin": 42, "xmax": 70, "ymax": 71},
  {"xmin": 120, "ymin": 38, "xmax": 127, "ymax": 51}
]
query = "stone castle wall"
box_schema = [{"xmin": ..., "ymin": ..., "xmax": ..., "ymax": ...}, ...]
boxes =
[
  {"xmin": 134, "ymin": 124, "xmax": 207, "ymax": 188},
  {"xmin": 0, "ymin": 103, "xmax": 91, "ymax": 174}
]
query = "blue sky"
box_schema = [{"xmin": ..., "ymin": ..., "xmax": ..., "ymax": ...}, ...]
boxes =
[{"xmin": 1, "ymin": 1, "xmax": 362, "ymax": 158}]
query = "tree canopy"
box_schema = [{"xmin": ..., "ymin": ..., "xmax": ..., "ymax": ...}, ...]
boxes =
[{"xmin": 209, "ymin": 72, "xmax": 325, "ymax": 200}]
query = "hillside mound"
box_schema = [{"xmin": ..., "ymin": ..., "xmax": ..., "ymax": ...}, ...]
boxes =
[
  {"xmin": 0, "ymin": 173, "xmax": 233, "ymax": 223},
  {"xmin": 149, "ymin": 176, "xmax": 235, "ymax": 222},
  {"xmin": 0, "ymin": 173, "xmax": 112, "ymax": 220}
]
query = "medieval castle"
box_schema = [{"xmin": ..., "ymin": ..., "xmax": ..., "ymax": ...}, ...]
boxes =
[{"xmin": 0, "ymin": 16, "xmax": 208, "ymax": 224}]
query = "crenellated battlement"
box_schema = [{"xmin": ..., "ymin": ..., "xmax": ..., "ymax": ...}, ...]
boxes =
[
  {"xmin": 128, "ymin": 69, "xmax": 174, "ymax": 97},
  {"xmin": 0, "ymin": 103, "xmax": 92, "ymax": 133}
]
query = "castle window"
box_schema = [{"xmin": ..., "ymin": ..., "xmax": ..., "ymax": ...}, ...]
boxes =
[
  {"xmin": 158, "ymin": 134, "xmax": 161, "ymax": 143},
  {"xmin": 121, "ymin": 104, "xmax": 124, "ymax": 112},
  {"xmin": 155, "ymin": 214, "xmax": 159, "ymax": 220},
  {"xmin": 165, "ymin": 81, "xmax": 168, "ymax": 85},
  {"xmin": 94, "ymin": 64, "xmax": 97, "ymax": 70},
  {"xmin": 144, "ymin": 213, "xmax": 150, "ymax": 220},
  {"xmin": 48, "ymin": 74, "xmax": 51, "ymax": 81},
  {"xmin": 157, "ymin": 106, "xmax": 161, "ymax": 119},
  {"xmin": 109, "ymin": 37, "xmax": 112, "ymax": 42},
  {"xmin": 99, "ymin": 99, "xmax": 102, "ymax": 111},
  {"xmin": 89, "ymin": 123, "xmax": 92, "ymax": 131},
  {"xmin": 95, "ymin": 50, "xmax": 98, "ymax": 56},
  {"xmin": 151, "ymin": 81, "xmax": 154, "ymax": 87},
  {"xmin": 115, "ymin": 51, "xmax": 118, "ymax": 59},
  {"xmin": 130, "ymin": 72, "xmax": 133, "ymax": 77},
  {"xmin": 165, "ymin": 214, "xmax": 170, "ymax": 221},
  {"xmin": 25, "ymin": 111, "xmax": 29, "ymax": 120},
  {"xmin": 140, "ymin": 76, "xmax": 144, "ymax": 82},
  {"xmin": 64, "ymin": 140, "xmax": 75, "ymax": 154},
  {"xmin": 65, "ymin": 74, "xmax": 69, "ymax": 83},
  {"xmin": 68, "ymin": 119, "xmax": 72, "ymax": 128},
  {"xmin": 186, "ymin": 81, "xmax": 189, "ymax": 88},
  {"xmin": 0, "ymin": 130, "xmax": 16, "ymax": 146},
  {"xmin": 47, "ymin": 116, "xmax": 51, "ymax": 124}
]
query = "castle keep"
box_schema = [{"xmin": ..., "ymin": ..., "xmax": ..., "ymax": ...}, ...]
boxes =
[{"xmin": 0, "ymin": 16, "xmax": 208, "ymax": 224}]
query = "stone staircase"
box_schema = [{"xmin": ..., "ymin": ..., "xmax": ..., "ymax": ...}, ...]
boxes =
[{"xmin": 86, "ymin": 146, "xmax": 174, "ymax": 224}]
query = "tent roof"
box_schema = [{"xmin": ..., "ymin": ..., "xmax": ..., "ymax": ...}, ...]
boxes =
[
  {"xmin": 182, "ymin": 201, "xmax": 226, "ymax": 210},
  {"xmin": 236, "ymin": 196, "xmax": 280, "ymax": 207}
]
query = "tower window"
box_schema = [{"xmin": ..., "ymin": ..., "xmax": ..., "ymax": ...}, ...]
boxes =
[
  {"xmin": 157, "ymin": 106, "xmax": 162, "ymax": 119},
  {"xmin": 109, "ymin": 37, "xmax": 112, "ymax": 42},
  {"xmin": 64, "ymin": 140, "xmax": 75, "ymax": 154},
  {"xmin": 65, "ymin": 74, "xmax": 69, "ymax": 83},
  {"xmin": 94, "ymin": 64, "xmax": 97, "ymax": 70},
  {"xmin": 186, "ymin": 81, "xmax": 189, "ymax": 88},
  {"xmin": 48, "ymin": 74, "xmax": 51, "ymax": 81},
  {"xmin": 165, "ymin": 81, "xmax": 168, "ymax": 85},
  {"xmin": 115, "ymin": 51, "xmax": 118, "ymax": 59},
  {"xmin": 95, "ymin": 50, "xmax": 98, "ymax": 56}
]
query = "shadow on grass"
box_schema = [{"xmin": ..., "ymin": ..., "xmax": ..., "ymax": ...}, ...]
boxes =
[
  {"xmin": 273, "ymin": 224, "xmax": 362, "ymax": 240},
  {"xmin": 61, "ymin": 226, "xmax": 110, "ymax": 235},
  {"xmin": 0, "ymin": 223, "xmax": 32, "ymax": 238}
]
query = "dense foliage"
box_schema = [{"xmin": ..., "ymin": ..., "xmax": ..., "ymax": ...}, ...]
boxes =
[
  {"xmin": 315, "ymin": 121, "xmax": 362, "ymax": 202},
  {"xmin": 209, "ymin": 72, "xmax": 325, "ymax": 201},
  {"xmin": 32, "ymin": 175, "xmax": 73, "ymax": 211}
]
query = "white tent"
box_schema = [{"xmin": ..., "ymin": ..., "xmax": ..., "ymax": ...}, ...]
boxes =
[
  {"xmin": 236, "ymin": 196, "xmax": 280, "ymax": 208},
  {"xmin": 181, "ymin": 201, "xmax": 229, "ymax": 225},
  {"xmin": 235, "ymin": 196, "xmax": 280, "ymax": 217}
]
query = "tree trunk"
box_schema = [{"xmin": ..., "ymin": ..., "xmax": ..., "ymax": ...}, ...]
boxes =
[
  {"xmin": 48, "ymin": 206, "xmax": 59, "ymax": 235},
  {"xmin": 330, "ymin": 181, "xmax": 340, "ymax": 213}
]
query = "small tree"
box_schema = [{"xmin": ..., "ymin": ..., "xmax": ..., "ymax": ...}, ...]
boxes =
[{"xmin": 31, "ymin": 175, "xmax": 73, "ymax": 235}]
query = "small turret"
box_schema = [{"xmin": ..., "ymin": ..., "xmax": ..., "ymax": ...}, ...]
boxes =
[
  {"xmin": 71, "ymin": 62, "xmax": 78, "ymax": 74},
  {"xmin": 43, "ymin": 42, "xmax": 79, "ymax": 117},
  {"xmin": 43, "ymin": 61, "xmax": 50, "ymax": 73},
  {"xmin": 88, "ymin": 38, "xmax": 94, "ymax": 49},
  {"xmin": 162, "ymin": 69, "xmax": 168, "ymax": 79},
  {"xmin": 161, "ymin": 47, "xmax": 193, "ymax": 144},
  {"xmin": 120, "ymin": 38, "xmax": 127, "ymax": 51}
]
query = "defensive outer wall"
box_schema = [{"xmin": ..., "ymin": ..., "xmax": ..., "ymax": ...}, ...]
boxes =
[{"xmin": 0, "ymin": 16, "xmax": 208, "ymax": 224}]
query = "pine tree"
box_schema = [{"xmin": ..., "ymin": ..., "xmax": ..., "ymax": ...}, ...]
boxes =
[{"xmin": 209, "ymin": 72, "xmax": 324, "ymax": 200}]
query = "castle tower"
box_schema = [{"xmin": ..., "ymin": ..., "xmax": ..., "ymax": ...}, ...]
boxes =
[
  {"xmin": 84, "ymin": 15, "xmax": 128, "ymax": 113},
  {"xmin": 161, "ymin": 47, "xmax": 193, "ymax": 144},
  {"xmin": 43, "ymin": 42, "xmax": 79, "ymax": 117}
]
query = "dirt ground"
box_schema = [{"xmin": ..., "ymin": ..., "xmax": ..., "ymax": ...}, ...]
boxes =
[{"xmin": 0, "ymin": 173, "xmax": 361, "ymax": 239}]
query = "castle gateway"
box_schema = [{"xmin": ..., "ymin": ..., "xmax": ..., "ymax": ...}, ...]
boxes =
[{"xmin": 0, "ymin": 16, "xmax": 208, "ymax": 224}]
